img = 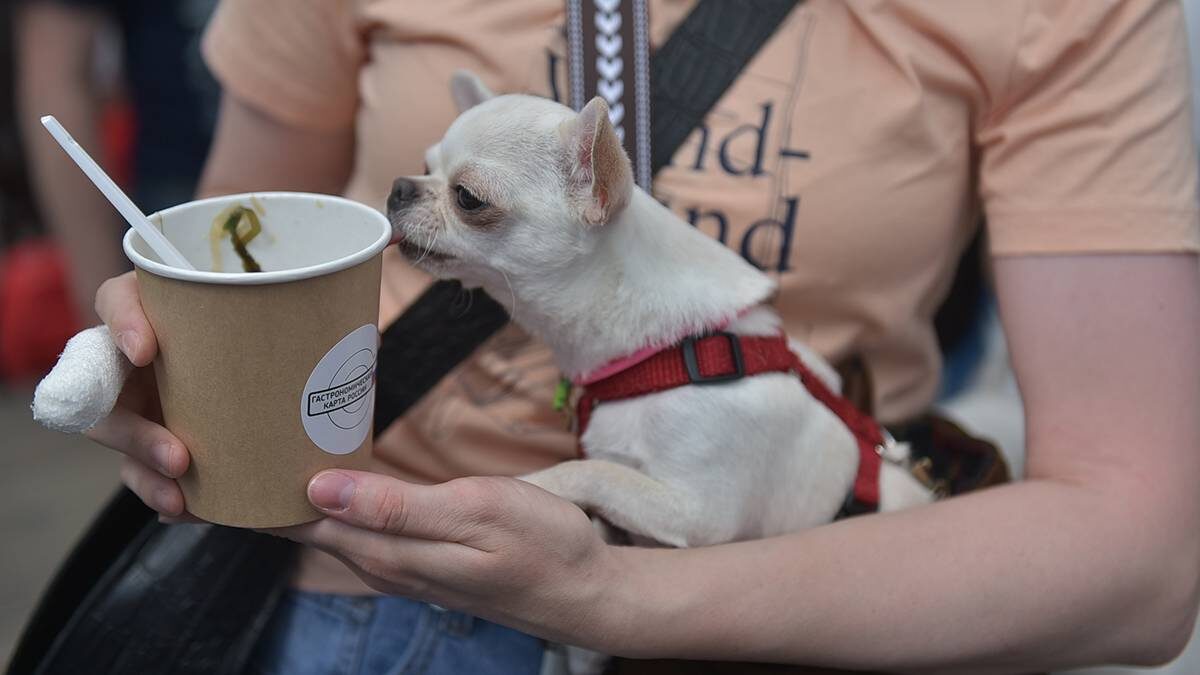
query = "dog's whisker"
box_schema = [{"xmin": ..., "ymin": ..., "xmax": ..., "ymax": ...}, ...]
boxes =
[
  {"xmin": 499, "ymin": 269, "xmax": 518, "ymax": 323},
  {"xmin": 427, "ymin": 227, "xmax": 442, "ymax": 259},
  {"xmin": 410, "ymin": 215, "xmax": 441, "ymax": 265},
  {"xmin": 448, "ymin": 285, "xmax": 475, "ymax": 318},
  {"xmin": 415, "ymin": 227, "xmax": 435, "ymax": 264}
]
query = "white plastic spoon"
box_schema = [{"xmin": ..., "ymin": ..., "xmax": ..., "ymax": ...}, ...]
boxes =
[{"xmin": 40, "ymin": 115, "xmax": 195, "ymax": 270}]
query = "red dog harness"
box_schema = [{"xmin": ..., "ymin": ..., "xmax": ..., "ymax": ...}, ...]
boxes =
[{"xmin": 575, "ymin": 332, "xmax": 886, "ymax": 511}]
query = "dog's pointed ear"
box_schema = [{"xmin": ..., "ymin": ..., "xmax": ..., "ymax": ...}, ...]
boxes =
[
  {"xmin": 450, "ymin": 71, "xmax": 496, "ymax": 113},
  {"xmin": 566, "ymin": 96, "xmax": 633, "ymax": 227}
]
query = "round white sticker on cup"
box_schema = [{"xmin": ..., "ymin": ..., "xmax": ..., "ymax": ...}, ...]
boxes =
[{"xmin": 301, "ymin": 324, "xmax": 377, "ymax": 455}]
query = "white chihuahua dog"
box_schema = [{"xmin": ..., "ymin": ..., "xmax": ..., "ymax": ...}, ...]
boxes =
[{"xmin": 389, "ymin": 72, "xmax": 934, "ymax": 556}]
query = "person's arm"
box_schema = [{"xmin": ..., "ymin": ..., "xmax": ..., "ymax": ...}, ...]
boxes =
[
  {"xmin": 196, "ymin": 95, "xmax": 354, "ymax": 199},
  {"xmin": 88, "ymin": 94, "xmax": 353, "ymax": 517},
  {"xmin": 17, "ymin": 2, "xmax": 123, "ymax": 323},
  {"xmin": 597, "ymin": 253, "xmax": 1200, "ymax": 672},
  {"xmin": 281, "ymin": 251, "xmax": 1200, "ymax": 673}
]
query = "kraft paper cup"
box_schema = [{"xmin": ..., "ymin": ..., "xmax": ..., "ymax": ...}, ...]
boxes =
[{"xmin": 123, "ymin": 192, "xmax": 390, "ymax": 527}]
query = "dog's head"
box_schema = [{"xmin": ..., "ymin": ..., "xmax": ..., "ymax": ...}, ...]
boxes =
[{"xmin": 387, "ymin": 71, "xmax": 633, "ymax": 289}]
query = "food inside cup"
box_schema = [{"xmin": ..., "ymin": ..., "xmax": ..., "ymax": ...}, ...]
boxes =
[{"xmin": 210, "ymin": 202, "xmax": 266, "ymax": 273}]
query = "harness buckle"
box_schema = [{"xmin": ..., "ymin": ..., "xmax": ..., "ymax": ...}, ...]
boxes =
[{"xmin": 681, "ymin": 331, "xmax": 745, "ymax": 385}]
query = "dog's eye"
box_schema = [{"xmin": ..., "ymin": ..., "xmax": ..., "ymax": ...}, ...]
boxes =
[{"xmin": 455, "ymin": 185, "xmax": 486, "ymax": 211}]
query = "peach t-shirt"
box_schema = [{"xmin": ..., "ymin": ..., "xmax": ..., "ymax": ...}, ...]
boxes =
[{"xmin": 203, "ymin": 0, "xmax": 1199, "ymax": 485}]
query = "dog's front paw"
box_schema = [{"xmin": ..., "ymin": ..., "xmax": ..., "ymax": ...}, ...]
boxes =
[{"xmin": 517, "ymin": 465, "xmax": 579, "ymax": 501}]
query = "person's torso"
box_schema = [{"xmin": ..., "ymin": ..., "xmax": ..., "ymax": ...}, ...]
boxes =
[{"xmin": 341, "ymin": 0, "xmax": 1001, "ymax": 485}]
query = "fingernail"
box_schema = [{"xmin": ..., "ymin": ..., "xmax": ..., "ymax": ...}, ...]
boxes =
[
  {"xmin": 117, "ymin": 331, "xmax": 141, "ymax": 360},
  {"xmin": 309, "ymin": 472, "xmax": 354, "ymax": 511},
  {"xmin": 153, "ymin": 442, "xmax": 179, "ymax": 477}
]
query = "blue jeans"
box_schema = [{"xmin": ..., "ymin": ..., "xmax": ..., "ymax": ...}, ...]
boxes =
[{"xmin": 248, "ymin": 591, "xmax": 546, "ymax": 675}]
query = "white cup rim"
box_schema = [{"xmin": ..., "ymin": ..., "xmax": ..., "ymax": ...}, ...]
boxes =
[{"xmin": 123, "ymin": 192, "xmax": 391, "ymax": 286}]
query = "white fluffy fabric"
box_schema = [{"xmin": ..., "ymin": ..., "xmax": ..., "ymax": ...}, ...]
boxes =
[{"xmin": 31, "ymin": 325, "xmax": 132, "ymax": 433}]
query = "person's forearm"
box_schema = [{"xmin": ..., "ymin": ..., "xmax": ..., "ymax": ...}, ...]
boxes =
[
  {"xmin": 606, "ymin": 473, "xmax": 1198, "ymax": 673},
  {"xmin": 18, "ymin": 4, "xmax": 125, "ymax": 323}
]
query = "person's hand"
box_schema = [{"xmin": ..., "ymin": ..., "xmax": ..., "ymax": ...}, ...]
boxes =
[
  {"xmin": 274, "ymin": 470, "xmax": 630, "ymax": 650},
  {"xmin": 86, "ymin": 271, "xmax": 192, "ymax": 519}
]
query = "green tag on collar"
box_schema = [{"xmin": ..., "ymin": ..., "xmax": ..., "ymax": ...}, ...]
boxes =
[{"xmin": 552, "ymin": 377, "xmax": 572, "ymax": 412}]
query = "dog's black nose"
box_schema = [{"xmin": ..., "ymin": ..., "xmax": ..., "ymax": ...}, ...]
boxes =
[{"xmin": 387, "ymin": 178, "xmax": 419, "ymax": 212}]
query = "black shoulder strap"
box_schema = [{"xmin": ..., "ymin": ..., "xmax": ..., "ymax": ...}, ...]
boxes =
[
  {"xmin": 373, "ymin": 0, "xmax": 802, "ymax": 433},
  {"xmin": 650, "ymin": 0, "xmax": 802, "ymax": 174}
]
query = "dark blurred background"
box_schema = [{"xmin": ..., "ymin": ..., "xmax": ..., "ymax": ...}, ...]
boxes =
[
  {"xmin": 0, "ymin": 0, "xmax": 218, "ymax": 661},
  {"xmin": 0, "ymin": 1, "xmax": 1197, "ymax": 673}
]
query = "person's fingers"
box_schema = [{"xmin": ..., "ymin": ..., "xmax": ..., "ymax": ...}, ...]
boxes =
[
  {"xmin": 272, "ymin": 518, "xmax": 448, "ymax": 558},
  {"xmin": 307, "ymin": 471, "xmax": 506, "ymax": 543},
  {"xmin": 271, "ymin": 518, "xmax": 480, "ymax": 589},
  {"xmin": 158, "ymin": 513, "xmax": 205, "ymax": 525},
  {"xmin": 95, "ymin": 271, "xmax": 157, "ymax": 366},
  {"xmin": 119, "ymin": 456, "xmax": 185, "ymax": 516},
  {"xmin": 86, "ymin": 406, "xmax": 189, "ymax": 478}
]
